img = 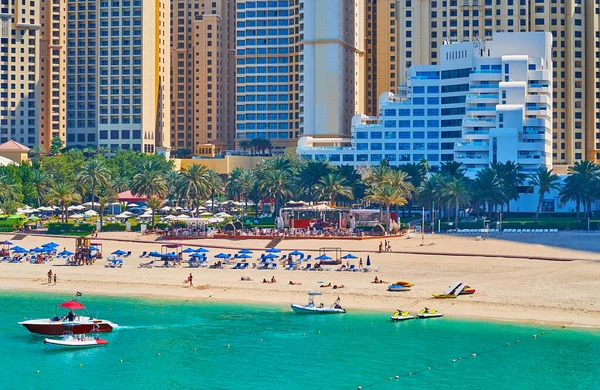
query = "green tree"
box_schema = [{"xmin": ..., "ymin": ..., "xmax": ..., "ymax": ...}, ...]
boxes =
[
  {"xmin": 492, "ymin": 161, "xmax": 526, "ymax": 212},
  {"xmin": 77, "ymin": 158, "xmax": 110, "ymax": 212},
  {"xmin": 559, "ymin": 174, "xmax": 589, "ymax": 221},
  {"xmin": 146, "ymin": 197, "xmax": 163, "ymax": 226},
  {"xmin": 528, "ymin": 167, "xmax": 561, "ymax": 223},
  {"xmin": 441, "ymin": 177, "xmax": 472, "ymax": 231},
  {"xmin": 440, "ymin": 161, "xmax": 466, "ymax": 178},
  {"xmin": 112, "ymin": 176, "xmax": 130, "ymax": 194},
  {"xmin": 299, "ymin": 160, "xmax": 331, "ymax": 203},
  {"xmin": 260, "ymin": 169, "xmax": 293, "ymax": 216},
  {"xmin": 50, "ymin": 136, "xmax": 64, "ymax": 155},
  {"xmin": 315, "ymin": 173, "xmax": 354, "ymax": 206},
  {"xmin": 176, "ymin": 164, "xmax": 209, "ymax": 214},
  {"xmin": 206, "ymin": 170, "xmax": 224, "ymax": 212},
  {"xmin": 566, "ymin": 161, "xmax": 600, "ymax": 217},
  {"xmin": 238, "ymin": 140, "xmax": 251, "ymax": 153},
  {"xmin": 48, "ymin": 182, "xmax": 81, "ymax": 223},
  {"xmin": 97, "ymin": 187, "xmax": 117, "ymax": 227},
  {"xmin": 472, "ymin": 167, "xmax": 507, "ymax": 217},
  {"xmin": 366, "ymin": 183, "xmax": 407, "ymax": 223},
  {"xmin": 131, "ymin": 168, "xmax": 168, "ymax": 214},
  {"xmin": 31, "ymin": 169, "xmax": 49, "ymax": 207}
]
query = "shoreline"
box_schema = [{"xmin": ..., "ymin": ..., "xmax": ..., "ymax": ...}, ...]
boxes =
[
  {"xmin": 1, "ymin": 231, "xmax": 599, "ymax": 330},
  {"xmin": 2, "ymin": 281, "xmax": 598, "ymax": 330}
]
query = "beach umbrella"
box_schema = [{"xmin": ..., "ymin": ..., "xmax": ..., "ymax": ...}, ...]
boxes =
[
  {"xmin": 59, "ymin": 300, "xmax": 85, "ymax": 310},
  {"xmin": 12, "ymin": 247, "xmax": 27, "ymax": 253},
  {"xmin": 366, "ymin": 255, "xmax": 371, "ymax": 266},
  {"xmin": 28, "ymin": 215, "xmax": 40, "ymax": 221},
  {"xmin": 30, "ymin": 247, "xmax": 43, "ymax": 253},
  {"xmin": 289, "ymin": 250, "xmax": 304, "ymax": 256},
  {"xmin": 341, "ymin": 254, "xmax": 358, "ymax": 259},
  {"xmin": 181, "ymin": 248, "xmax": 195, "ymax": 254},
  {"xmin": 238, "ymin": 253, "xmax": 252, "ymax": 259},
  {"xmin": 315, "ymin": 254, "xmax": 332, "ymax": 261},
  {"xmin": 89, "ymin": 246, "xmax": 100, "ymax": 251},
  {"xmin": 190, "ymin": 253, "xmax": 205, "ymax": 258},
  {"xmin": 264, "ymin": 253, "xmax": 278, "ymax": 259},
  {"xmin": 43, "ymin": 247, "xmax": 55, "ymax": 254},
  {"xmin": 2, "ymin": 240, "xmax": 12, "ymax": 245},
  {"xmin": 58, "ymin": 250, "xmax": 74, "ymax": 256},
  {"xmin": 238, "ymin": 249, "xmax": 252, "ymax": 254},
  {"xmin": 194, "ymin": 248, "xmax": 210, "ymax": 253},
  {"xmin": 43, "ymin": 242, "xmax": 59, "ymax": 247},
  {"xmin": 214, "ymin": 253, "xmax": 230, "ymax": 259},
  {"xmin": 265, "ymin": 248, "xmax": 281, "ymax": 253},
  {"xmin": 112, "ymin": 250, "xmax": 127, "ymax": 256}
]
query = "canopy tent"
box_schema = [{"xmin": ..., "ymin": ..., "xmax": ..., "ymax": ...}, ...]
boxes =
[{"xmin": 117, "ymin": 190, "xmax": 147, "ymax": 203}]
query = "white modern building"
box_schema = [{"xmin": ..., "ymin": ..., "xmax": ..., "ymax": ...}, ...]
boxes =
[{"xmin": 297, "ymin": 32, "xmax": 553, "ymax": 177}]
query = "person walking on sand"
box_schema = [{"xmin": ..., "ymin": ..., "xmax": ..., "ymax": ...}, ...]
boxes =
[
  {"xmin": 378, "ymin": 242, "xmax": 383, "ymax": 253},
  {"xmin": 47, "ymin": 270, "xmax": 53, "ymax": 284},
  {"xmin": 53, "ymin": 274, "xmax": 57, "ymax": 285},
  {"xmin": 188, "ymin": 273, "xmax": 193, "ymax": 287},
  {"xmin": 358, "ymin": 258, "xmax": 363, "ymax": 269}
]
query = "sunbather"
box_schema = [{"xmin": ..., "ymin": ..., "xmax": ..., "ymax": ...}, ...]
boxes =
[
  {"xmin": 333, "ymin": 284, "xmax": 345, "ymax": 289},
  {"xmin": 320, "ymin": 282, "xmax": 332, "ymax": 288},
  {"xmin": 288, "ymin": 281, "xmax": 302, "ymax": 285}
]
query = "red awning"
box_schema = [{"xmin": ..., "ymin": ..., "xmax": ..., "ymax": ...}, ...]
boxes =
[
  {"xmin": 117, "ymin": 190, "xmax": 147, "ymax": 203},
  {"xmin": 59, "ymin": 301, "xmax": 86, "ymax": 310}
]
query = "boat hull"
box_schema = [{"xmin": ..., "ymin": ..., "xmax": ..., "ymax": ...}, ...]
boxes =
[
  {"xmin": 387, "ymin": 286, "xmax": 412, "ymax": 292},
  {"xmin": 431, "ymin": 294, "xmax": 457, "ymax": 299},
  {"xmin": 290, "ymin": 304, "xmax": 346, "ymax": 314},
  {"xmin": 44, "ymin": 337, "xmax": 108, "ymax": 348},
  {"xmin": 390, "ymin": 315, "xmax": 415, "ymax": 321},
  {"xmin": 460, "ymin": 288, "xmax": 476, "ymax": 295},
  {"xmin": 417, "ymin": 313, "xmax": 444, "ymax": 319},
  {"xmin": 19, "ymin": 319, "xmax": 117, "ymax": 335}
]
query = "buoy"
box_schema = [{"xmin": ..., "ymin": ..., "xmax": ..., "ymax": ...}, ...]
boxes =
[
  {"xmin": 458, "ymin": 357, "xmax": 461, "ymax": 361},
  {"xmin": 472, "ymin": 353, "xmax": 476, "ymax": 357},
  {"xmin": 452, "ymin": 359, "xmax": 456, "ymax": 363},
  {"xmin": 408, "ymin": 372, "xmax": 412, "ymax": 376},
  {"xmin": 194, "ymin": 348, "xmax": 197, "ymax": 351},
  {"xmin": 316, "ymin": 331, "xmax": 320, "ymax": 334},
  {"xmin": 119, "ymin": 359, "xmax": 123, "ymax": 363},
  {"xmin": 389, "ymin": 378, "xmax": 392, "ymax": 381},
  {"xmin": 541, "ymin": 332, "xmax": 544, "ymax": 335},
  {"xmin": 428, "ymin": 367, "xmax": 431, "ymax": 370},
  {"xmin": 36, "ymin": 370, "xmax": 40, "ymax": 374},
  {"xmin": 24, "ymin": 317, "xmax": 27, "ymax": 320},
  {"xmin": 109, "ymin": 308, "xmax": 112, "ymax": 311},
  {"xmin": 345, "ymin": 327, "xmax": 348, "ymax": 330},
  {"xmin": 260, "ymin": 339, "xmax": 263, "ymax": 342},
  {"xmin": 226, "ymin": 344, "xmax": 230, "ymax": 348},
  {"xmin": 506, "ymin": 343, "xmax": 510, "ymax": 346},
  {"xmin": 516, "ymin": 340, "xmax": 520, "ymax": 343},
  {"xmin": 158, "ymin": 353, "xmax": 161, "ymax": 356},
  {"xmin": 79, "ymin": 364, "xmax": 83, "ymax": 368},
  {"xmin": 358, "ymin": 387, "xmax": 362, "ymax": 390},
  {"xmin": 395, "ymin": 375, "xmax": 399, "ymax": 379},
  {"xmin": 533, "ymin": 335, "xmax": 536, "ymax": 339},
  {"xmin": 302, "ymin": 333, "xmax": 306, "ymax": 336}
]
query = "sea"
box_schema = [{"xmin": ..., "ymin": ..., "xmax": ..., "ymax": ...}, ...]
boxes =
[{"xmin": 1, "ymin": 291, "xmax": 599, "ymax": 390}]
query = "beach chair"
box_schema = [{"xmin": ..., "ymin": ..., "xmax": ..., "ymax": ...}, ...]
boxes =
[
  {"xmin": 117, "ymin": 260, "xmax": 123, "ymax": 268},
  {"xmin": 269, "ymin": 263, "xmax": 277, "ymax": 270},
  {"xmin": 140, "ymin": 251, "xmax": 147, "ymax": 258},
  {"xmin": 301, "ymin": 263, "xmax": 311, "ymax": 271},
  {"xmin": 232, "ymin": 262, "xmax": 242, "ymax": 269},
  {"xmin": 347, "ymin": 264, "xmax": 356, "ymax": 271},
  {"xmin": 305, "ymin": 255, "xmax": 312, "ymax": 262},
  {"xmin": 285, "ymin": 263, "xmax": 294, "ymax": 270},
  {"xmin": 240, "ymin": 263, "xmax": 249, "ymax": 270},
  {"xmin": 125, "ymin": 251, "xmax": 131, "ymax": 257}
]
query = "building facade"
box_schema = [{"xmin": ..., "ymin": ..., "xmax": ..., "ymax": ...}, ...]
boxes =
[
  {"xmin": 39, "ymin": 0, "xmax": 67, "ymax": 151},
  {"xmin": 0, "ymin": 0, "xmax": 40, "ymax": 148},
  {"xmin": 395, "ymin": 0, "xmax": 598, "ymax": 166},
  {"xmin": 170, "ymin": 0, "xmax": 236, "ymax": 153},
  {"xmin": 66, "ymin": 0, "xmax": 170, "ymax": 153},
  {"xmin": 297, "ymin": 32, "xmax": 553, "ymax": 177}
]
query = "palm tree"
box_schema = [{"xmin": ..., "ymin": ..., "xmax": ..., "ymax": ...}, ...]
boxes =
[
  {"xmin": 97, "ymin": 188, "xmax": 117, "ymax": 227},
  {"xmin": 176, "ymin": 165, "xmax": 209, "ymax": 214},
  {"xmin": 366, "ymin": 183, "xmax": 407, "ymax": 223},
  {"xmin": 417, "ymin": 173, "xmax": 445, "ymax": 221},
  {"xmin": 29, "ymin": 145, "xmax": 44, "ymax": 163},
  {"xmin": 146, "ymin": 197, "xmax": 163, "ymax": 226},
  {"xmin": 441, "ymin": 177, "xmax": 471, "ymax": 231},
  {"xmin": 0, "ymin": 173, "xmax": 22, "ymax": 205},
  {"xmin": 528, "ymin": 167, "xmax": 561, "ymax": 223},
  {"xmin": 77, "ymin": 158, "xmax": 110, "ymax": 212},
  {"xmin": 299, "ymin": 160, "xmax": 330, "ymax": 203},
  {"xmin": 112, "ymin": 176, "xmax": 130, "ymax": 194},
  {"xmin": 165, "ymin": 170, "xmax": 181, "ymax": 207},
  {"xmin": 131, "ymin": 170, "xmax": 167, "ymax": 206},
  {"xmin": 238, "ymin": 140, "xmax": 251, "ymax": 153},
  {"xmin": 260, "ymin": 169, "xmax": 293, "ymax": 216},
  {"xmin": 492, "ymin": 161, "xmax": 526, "ymax": 212},
  {"xmin": 472, "ymin": 167, "xmax": 507, "ymax": 217},
  {"xmin": 559, "ymin": 174, "xmax": 589, "ymax": 221},
  {"xmin": 315, "ymin": 173, "xmax": 354, "ymax": 206},
  {"xmin": 364, "ymin": 164, "xmax": 391, "ymax": 187},
  {"xmin": 440, "ymin": 161, "xmax": 465, "ymax": 178},
  {"xmin": 227, "ymin": 167, "xmax": 245, "ymax": 201},
  {"xmin": 30, "ymin": 169, "xmax": 49, "ymax": 207},
  {"xmin": 567, "ymin": 161, "xmax": 600, "ymax": 217},
  {"xmin": 206, "ymin": 170, "xmax": 224, "ymax": 212},
  {"xmin": 48, "ymin": 182, "xmax": 81, "ymax": 223}
]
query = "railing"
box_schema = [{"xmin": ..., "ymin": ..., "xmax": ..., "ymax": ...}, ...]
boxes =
[
  {"xmin": 462, "ymin": 130, "xmax": 490, "ymax": 135},
  {"xmin": 466, "ymin": 107, "xmax": 496, "ymax": 111},
  {"xmin": 471, "ymin": 69, "xmax": 501, "ymax": 74},
  {"xmin": 528, "ymin": 83, "xmax": 549, "ymax": 88},
  {"xmin": 463, "ymin": 117, "xmax": 495, "ymax": 123},
  {"xmin": 466, "ymin": 94, "xmax": 499, "ymax": 99},
  {"xmin": 470, "ymin": 83, "xmax": 499, "ymax": 88},
  {"xmin": 296, "ymin": 146, "xmax": 351, "ymax": 151}
]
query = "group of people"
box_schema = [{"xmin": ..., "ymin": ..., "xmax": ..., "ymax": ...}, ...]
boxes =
[
  {"xmin": 46, "ymin": 269, "xmax": 57, "ymax": 285},
  {"xmin": 378, "ymin": 240, "xmax": 392, "ymax": 253},
  {"xmin": 262, "ymin": 276, "xmax": 277, "ymax": 284}
]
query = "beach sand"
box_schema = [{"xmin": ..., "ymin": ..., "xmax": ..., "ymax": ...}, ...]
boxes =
[{"xmin": 0, "ymin": 231, "xmax": 599, "ymax": 327}]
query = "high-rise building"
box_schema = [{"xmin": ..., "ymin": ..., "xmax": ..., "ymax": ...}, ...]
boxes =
[
  {"xmin": 170, "ymin": 0, "xmax": 236, "ymax": 153},
  {"xmin": 297, "ymin": 32, "xmax": 553, "ymax": 179},
  {"xmin": 236, "ymin": 0, "xmax": 365, "ymax": 151},
  {"xmin": 66, "ymin": 0, "xmax": 170, "ymax": 153},
  {"xmin": 0, "ymin": 1, "xmax": 40, "ymax": 147},
  {"xmin": 394, "ymin": 0, "xmax": 598, "ymax": 166},
  {"xmin": 301, "ymin": 0, "xmax": 365, "ymax": 138},
  {"xmin": 39, "ymin": 0, "xmax": 67, "ymax": 151}
]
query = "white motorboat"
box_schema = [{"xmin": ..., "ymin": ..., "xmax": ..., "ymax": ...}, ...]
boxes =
[
  {"xmin": 390, "ymin": 310, "xmax": 415, "ymax": 321},
  {"xmin": 43, "ymin": 333, "xmax": 108, "ymax": 348},
  {"xmin": 416, "ymin": 308, "xmax": 444, "ymax": 319},
  {"xmin": 291, "ymin": 292, "xmax": 346, "ymax": 314}
]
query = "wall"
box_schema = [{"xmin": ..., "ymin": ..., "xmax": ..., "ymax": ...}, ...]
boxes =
[{"xmin": 174, "ymin": 156, "xmax": 269, "ymax": 175}]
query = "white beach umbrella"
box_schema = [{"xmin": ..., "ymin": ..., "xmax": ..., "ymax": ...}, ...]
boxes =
[
  {"xmin": 199, "ymin": 211, "xmax": 213, "ymax": 217},
  {"xmin": 84, "ymin": 210, "xmax": 98, "ymax": 217},
  {"xmin": 127, "ymin": 203, "xmax": 139, "ymax": 208},
  {"xmin": 163, "ymin": 215, "xmax": 177, "ymax": 221},
  {"xmin": 214, "ymin": 212, "xmax": 232, "ymax": 218},
  {"xmin": 70, "ymin": 213, "xmax": 84, "ymax": 219},
  {"xmin": 115, "ymin": 213, "xmax": 131, "ymax": 219}
]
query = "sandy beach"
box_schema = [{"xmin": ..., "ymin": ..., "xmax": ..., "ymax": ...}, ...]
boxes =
[{"xmin": 0, "ymin": 231, "xmax": 599, "ymax": 328}]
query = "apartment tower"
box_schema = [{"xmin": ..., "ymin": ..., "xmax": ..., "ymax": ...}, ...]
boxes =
[
  {"xmin": 0, "ymin": 0, "xmax": 40, "ymax": 147},
  {"xmin": 66, "ymin": 0, "xmax": 170, "ymax": 153},
  {"xmin": 39, "ymin": 0, "xmax": 67, "ymax": 151},
  {"xmin": 395, "ymin": 0, "xmax": 599, "ymax": 166},
  {"xmin": 170, "ymin": 0, "xmax": 236, "ymax": 153}
]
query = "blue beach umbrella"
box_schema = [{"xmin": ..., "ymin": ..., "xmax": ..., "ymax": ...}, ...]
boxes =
[
  {"xmin": 181, "ymin": 248, "xmax": 195, "ymax": 254},
  {"xmin": 315, "ymin": 254, "xmax": 332, "ymax": 261},
  {"xmin": 58, "ymin": 250, "xmax": 74, "ymax": 256},
  {"xmin": 238, "ymin": 249, "xmax": 252, "ymax": 254},
  {"xmin": 43, "ymin": 247, "xmax": 55, "ymax": 253},
  {"xmin": 366, "ymin": 255, "xmax": 371, "ymax": 266},
  {"xmin": 2, "ymin": 240, "xmax": 12, "ymax": 245},
  {"xmin": 12, "ymin": 247, "xmax": 27, "ymax": 253},
  {"xmin": 238, "ymin": 253, "xmax": 252, "ymax": 259},
  {"xmin": 264, "ymin": 253, "xmax": 278, "ymax": 259},
  {"xmin": 289, "ymin": 250, "xmax": 304, "ymax": 256},
  {"xmin": 341, "ymin": 254, "xmax": 358, "ymax": 259},
  {"xmin": 265, "ymin": 248, "xmax": 281, "ymax": 253},
  {"xmin": 112, "ymin": 249, "xmax": 127, "ymax": 256},
  {"xmin": 42, "ymin": 242, "xmax": 59, "ymax": 247},
  {"xmin": 89, "ymin": 246, "xmax": 100, "ymax": 251},
  {"xmin": 194, "ymin": 248, "xmax": 210, "ymax": 253},
  {"xmin": 190, "ymin": 253, "xmax": 204, "ymax": 258},
  {"xmin": 214, "ymin": 253, "xmax": 230, "ymax": 259},
  {"xmin": 148, "ymin": 251, "xmax": 161, "ymax": 257}
]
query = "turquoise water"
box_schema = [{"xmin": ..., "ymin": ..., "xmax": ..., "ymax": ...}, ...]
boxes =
[{"xmin": 1, "ymin": 292, "xmax": 599, "ymax": 389}]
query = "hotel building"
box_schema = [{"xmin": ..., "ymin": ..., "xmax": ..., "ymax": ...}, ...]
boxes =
[
  {"xmin": 0, "ymin": 0, "xmax": 40, "ymax": 147},
  {"xmin": 65, "ymin": 0, "xmax": 170, "ymax": 153},
  {"xmin": 395, "ymin": 0, "xmax": 599, "ymax": 166},
  {"xmin": 297, "ymin": 32, "xmax": 553, "ymax": 177},
  {"xmin": 170, "ymin": 0, "xmax": 236, "ymax": 153}
]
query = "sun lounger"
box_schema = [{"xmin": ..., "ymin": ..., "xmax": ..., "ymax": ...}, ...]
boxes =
[
  {"xmin": 301, "ymin": 263, "xmax": 311, "ymax": 271},
  {"xmin": 305, "ymin": 255, "xmax": 312, "ymax": 261},
  {"xmin": 240, "ymin": 263, "xmax": 249, "ymax": 270},
  {"xmin": 125, "ymin": 251, "xmax": 131, "ymax": 257},
  {"xmin": 140, "ymin": 251, "xmax": 147, "ymax": 257},
  {"xmin": 232, "ymin": 262, "xmax": 242, "ymax": 269},
  {"xmin": 347, "ymin": 264, "xmax": 356, "ymax": 271},
  {"xmin": 139, "ymin": 261, "xmax": 154, "ymax": 268},
  {"xmin": 285, "ymin": 264, "xmax": 294, "ymax": 270}
]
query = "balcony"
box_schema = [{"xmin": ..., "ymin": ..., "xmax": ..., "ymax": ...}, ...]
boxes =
[
  {"xmin": 455, "ymin": 141, "xmax": 489, "ymax": 151},
  {"xmin": 456, "ymin": 154, "xmax": 490, "ymax": 164},
  {"xmin": 470, "ymin": 83, "xmax": 499, "ymax": 91},
  {"xmin": 466, "ymin": 94, "xmax": 498, "ymax": 103},
  {"xmin": 462, "ymin": 117, "xmax": 496, "ymax": 127}
]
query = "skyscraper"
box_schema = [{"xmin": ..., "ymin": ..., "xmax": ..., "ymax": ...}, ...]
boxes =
[
  {"xmin": 395, "ymin": 0, "xmax": 598, "ymax": 166},
  {"xmin": 39, "ymin": 0, "xmax": 67, "ymax": 151},
  {"xmin": 0, "ymin": 0, "xmax": 40, "ymax": 147},
  {"xmin": 66, "ymin": 0, "xmax": 170, "ymax": 153},
  {"xmin": 170, "ymin": 0, "xmax": 236, "ymax": 153}
]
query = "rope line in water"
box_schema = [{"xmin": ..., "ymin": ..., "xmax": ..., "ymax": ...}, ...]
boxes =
[{"xmin": 358, "ymin": 327, "xmax": 557, "ymax": 389}]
